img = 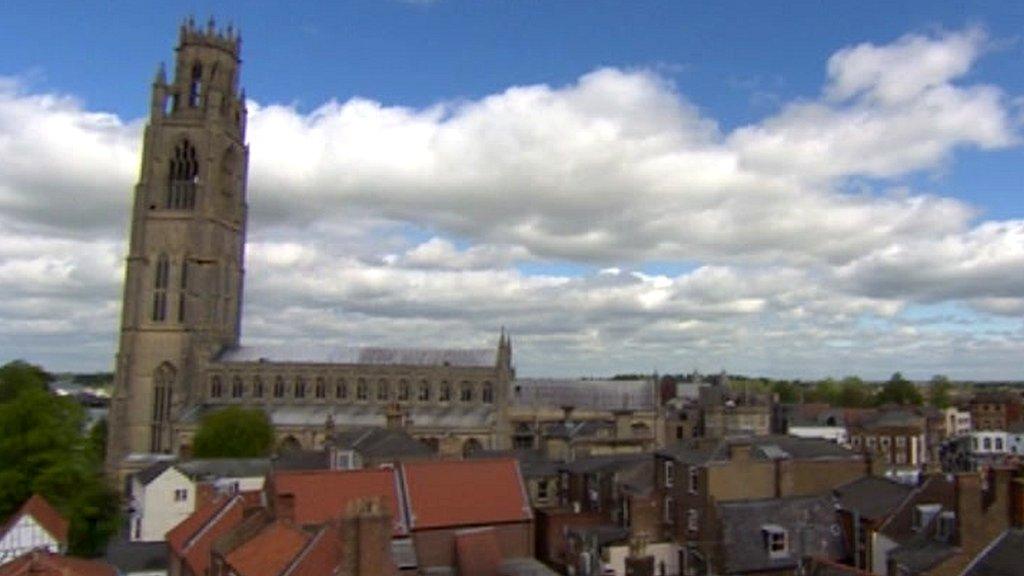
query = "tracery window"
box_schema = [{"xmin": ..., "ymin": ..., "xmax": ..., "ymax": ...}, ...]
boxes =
[
  {"xmin": 356, "ymin": 379, "xmax": 368, "ymax": 401},
  {"xmin": 336, "ymin": 379, "xmax": 348, "ymax": 400},
  {"xmin": 460, "ymin": 382, "xmax": 473, "ymax": 403},
  {"xmin": 418, "ymin": 380, "xmax": 430, "ymax": 402},
  {"xmin": 253, "ymin": 376, "xmax": 264, "ymax": 398},
  {"xmin": 315, "ymin": 377, "xmax": 326, "ymax": 399},
  {"xmin": 167, "ymin": 140, "xmax": 199, "ymax": 209},
  {"xmin": 482, "ymin": 382, "xmax": 494, "ymax": 404},
  {"xmin": 377, "ymin": 380, "xmax": 389, "ymax": 402},
  {"xmin": 177, "ymin": 259, "xmax": 188, "ymax": 323},
  {"xmin": 188, "ymin": 62, "xmax": 202, "ymax": 107},
  {"xmin": 274, "ymin": 376, "xmax": 285, "ymax": 398},
  {"xmin": 231, "ymin": 376, "xmax": 244, "ymax": 398},
  {"xmin": 210, "ymin": 376, "xmax": 223, "ymax": 398},
  {"xmin": 152, "ymin": 254, "xmax": 169, "ymax": 322},
  {"xmin": 439, "ymin": 381, "xmax": 452, "ymax": 402},
  {"xmin": 398, "ymin": 380, "xmax": 410, "ymax": 401},
  {"xmin": 294, "ymin": 377, "xmax": 306, "ymax": 399}
]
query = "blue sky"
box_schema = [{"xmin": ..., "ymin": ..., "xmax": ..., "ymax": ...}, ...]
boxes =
[{"xmin": 0, "ymin": 1, "xmax": 1022, "ymax": 378}]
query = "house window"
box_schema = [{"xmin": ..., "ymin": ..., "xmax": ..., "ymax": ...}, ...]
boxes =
[
  {"xmin": 356, "ymin": 379, "xmax": 368, "ymax": 401},
  {"xmin": 439, "ymin": 381, "xmax": 452, "ymax": 402},
  {"xmin": 377, "ymin": 380, "xmax": 389, "ymax": 402},
  {"xmin": 995, "ymin": 437, "xmax": 1004, "ymax": 451},
  {"xmin": 335, "ymin": 379, "xmax": 347, "ymax": 399},
  {"xmin": 173, "ymin": 488, "xmax": 188, "ymax": 502},
  {"xmin": 253, "ymin": 376, "xmax": 264, "ymax": 398},
  {"xmin": 210, "ymin": 376, "xmax": 223, "ymax": 398},
  {"xmin": 294, "ymin": 377, "xmax": 306, "ymax": 399},
  {"xmin": 231, "ymin": 376, "xmax": 244, "ymax": 398},
  {"xmin": 763, "ymin": 525, "xmax": 788, "ymax": 558},
  {"xmin": 688, "ymin": 466, "xmax": 698, "ymax": 494},
  {"xmin": 866, "ymin": 437, "xmax": 877, "ymax": 449},
  {"xmin": 852, "ymin": 436, "xmax": 862, "ymax": 448},
  {"xmin": 482, "ymin": 382, "xmax": 494, "ymax": 404},
  {"xmin": 687, "ymin": 509, "xmax": 699, "ymax": 533},
  {"xmin": 664, "ymin": 461, "xmax": 675, "ymax": 488},
  {"xmin": 880, "ymin": 437, "xmax": 891, "ymax": 450},
  {"xmin": 273, "ymin": 376, "xmax": 285, "ymax": 398},
  {"xmin": 896, "ymin": 436, "xmax": 906, "ymax": 448},
  {"xmin": 397, "ymin": 380, "xmax": 410, "ymax": 401},
  {"xmin": 418, "ymin": 380, "xmax": 430, "ymax": 402},
  {"xmin": 460, "ymin": 382, "xmax": 473, "ymax": 403},
  {"xmin": 663, "ymin": 496, "xmax": 674, "ymax": 524},
  {"xmin": 315, "ymin": 377, "xmax": 326, "ymax": 399},
  {"xmin": 983, "ymin": 437, "xmax": 992, "ymax": 451},
  {"xmin": 537, "ymin": 479, "xmax": 549, "ymax": 501}
]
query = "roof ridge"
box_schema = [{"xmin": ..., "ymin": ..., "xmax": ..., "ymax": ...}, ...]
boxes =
[
  {"xmin": 278, "ymin": 523, "xmax": 328, "ymax": 576},
  {"xmin": 183, "ymin": 495, "xmax": 242, "ymax": 553}
]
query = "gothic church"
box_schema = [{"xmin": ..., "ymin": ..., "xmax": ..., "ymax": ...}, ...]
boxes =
[{"xmin": 105, "ymin": 21, "xmax": 514, "ymax": 482}]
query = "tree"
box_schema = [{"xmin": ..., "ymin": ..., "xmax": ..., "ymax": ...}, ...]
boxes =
[
  {"xmin": 771, "ymin": 380, "xmax": 800, "ymax": 403},
  {"xmin": 837, "ymin": 376, "xmax": 872, "ymax": 408},
  {"xmin": 0, "ymin": 383, "xmax": 119, "ymax": 557},
  {"xmin": 876, "ymin": 372, "xmax": 924, "ymax": 406},
  {"xmin": 192, "ymin": 407, "xmax": 274, "ymax": 458},
  {"xmin": 929, "ymin": 375, "xmax": 954, "ymax": 409},
  {"xmin": 0, "ymin": 359, "xmax": 51, "ymax": 402},
  {"xmin": 808, "ymin": 378, "xmax": 839, "ymax": 405}
]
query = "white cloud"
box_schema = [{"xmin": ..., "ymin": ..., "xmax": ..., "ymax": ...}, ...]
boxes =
[{"xmin": 0, "ymin": 27, "xmax": 1021, "ymax": 377}]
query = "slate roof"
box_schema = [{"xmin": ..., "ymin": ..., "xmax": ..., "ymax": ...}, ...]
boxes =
[
  {"xmin": 0, "ymin": 552, "xmax": 116, "ymax": 576},
  {"xmin": 179, "ymin": 403, "xmax": 495, "ymax": 430},
  {"xmin": 888, "ymin": 538, "xmax": 958, "ymax": 574},
  {"xmin": 512, "ymin": 379, "xmax": 655, "ymax": 410},
  {"xmin": 834, "ymin": 476, "xmax": 915, "ymax": 521},
  {"xmin": 134, "ymin": 460, "xmax": 176, "ymax": 486},
  {"xmin": 467, "ymin": 449, "xmax": 562, "ymax": 479},
  {"xmin": 272, "ymin": 450, "xmax": 331, "ymax": 471},
  {"xmin": 401, "ymin": 459, "xmax": 532, "ymax": 530},
  {"xmin": 558, "ymin": 453, "xmax": 650, "ymax": 475},
  {"xmin": 717, "ymin": 495, "xmax": 845, "ymax": 574},
  {"xmin": 658, "ymin": 435, "xmax": 860, "ymax": 465},
  {"xmin": 961, "ymin": 529, "xmax": 1024, "ymax": 576},
  {"xmin": 1, "ymin": 494, "xmax": 70, "ymax": 547},
  {"xmin": 216, "ymin": 345, "xmax": 496, "ymax": 367},
  {"xmin": 330, "ymin": 427, "xmax": 433, "ymax": 460},
  {"xmin": 103, "ymin": 533, "xmax": 168, "ymax": 574},
  {"xmin": 565, "ymin": 524, "xmax": 631, "ymax": 547},
  {"xmin": 176, "ymin": 458, "xmax": 272, "ymax": 480}
]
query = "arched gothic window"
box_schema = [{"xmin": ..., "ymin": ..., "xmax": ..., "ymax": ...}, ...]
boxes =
[
  {"xmin": 398, "ymin": 380, "xmax": 410, "ymax": 402},
  {"xmin": 418, "ymin": 380, "xmax": 430, "ymax": 402},
  {"xmin": 356, "ymin": 379, "xmax": 368, "ymax": 401},
  {"xmin": 188, "ymin": 62, "xmax": 203, "ymax": 107},
  {"xmin": 482, "ymin": 381, "xmax": 494, "ymax": 404},
  {"xmin": 177, "ymin": 258, "xmax": 188, "ymax": 323},
  {"xmin": 377, "ymin": 380, "xmax": 389, "ymax": 402},
  {"xmin": 336, "ymin": 379, "xmax": 347, "ymax": 400},
  {"xmin": 460, "ymin": 381, "xmax": 473, "ymax": 403},
  {"xmin": 167, "ymin": 140, "xmax": 199, "ymax": 209},
  {"xmin": 231, "ymin": 376, "xmax": 244, "ymax": 398},
  {"xmin": 152, "ymin": 254, "xmax": 169, "ymax": 322},
  {"xmin": 439, "ymin": 381, "xmax": 452, "ymax": 402},
  {"xmin": 210, "ymin": 376, "xmax": 223, "ymax": 398},
  {"xmin": 253, "ymin": 376, "xmax": 264, "ymax": 398},
  {"xmin": 294, "ymin": 377, "xmax": 306, "ymax": 399},
  {"xmin": 315, "ymin": 377, "xmax": 326, "ymax": 399},
  {"xmin": 150, "ymin": 363, "xmax": 175, "ymax": 452},
  {"xmin": 273, "ymin": 376, "xmax": 285, "ymax": 398}
]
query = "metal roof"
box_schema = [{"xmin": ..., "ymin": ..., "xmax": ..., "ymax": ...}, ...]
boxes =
[{"xmin": 215, "ymin": 345, "xmax": 496, "ymax": 367}]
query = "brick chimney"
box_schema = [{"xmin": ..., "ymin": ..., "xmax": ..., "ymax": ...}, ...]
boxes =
[
  {"xmin": 338, "ymin": 498, "xmax": 391, "ymax": 576},
  {"xmin": 955, "ymin": 468, "xmax": 1011, "ymax": 550},
  {"xmin": 276, "ymin": 493, "xmax": 296, "ymax": 524}
]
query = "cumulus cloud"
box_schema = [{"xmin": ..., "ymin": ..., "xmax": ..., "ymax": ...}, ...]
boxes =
[{"xmin": 0, "ymin": 27, "xmax": 1021, "ymax": 377}]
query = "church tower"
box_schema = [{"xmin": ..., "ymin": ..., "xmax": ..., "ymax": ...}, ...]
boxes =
[{"xmin": 107, "ymin": 18, "xmax": 248, "ymax": 479}]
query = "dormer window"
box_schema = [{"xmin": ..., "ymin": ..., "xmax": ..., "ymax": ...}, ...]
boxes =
[{"xmin": 762, "ymin": 525, "xmax": 788, "ymax": 558}]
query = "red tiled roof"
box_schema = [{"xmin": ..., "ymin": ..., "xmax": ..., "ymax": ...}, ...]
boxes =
[
  {"xmin": 166, "ymin": 495, "xmax": 245, "ymax": 576},
  {"xmin": 284, "ymin": 526, "xmax": 339, "ymax": 576},
  {"xmin": 270, "ymin": 469, "xmax": 406, "ymax": 536},
  {"xmin": 0, "ymin": 495, "xmax": 69, "ymax": 546},
  {"xmin": 401, "ymin": 458, "xmax": 531, "ymax": 530},
  {"xmin": 225, "ymin": 521, "xmax": 309, "ymax": 576},
  {"xmin": 455, "ymin": 528, "xmax": 502, "ymax": 576},
  {"xmin": 0, "ymin": 551, "xmax": 115, "ymax": 576}
]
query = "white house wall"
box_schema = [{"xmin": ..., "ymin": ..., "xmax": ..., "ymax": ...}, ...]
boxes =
[
  {"xmin": 0, "ymin": 515, "xmax": 62, "ymax": 563},
  {"xmin": 136, "ymin": 467, "xmax": 195, "ymax": 542}
]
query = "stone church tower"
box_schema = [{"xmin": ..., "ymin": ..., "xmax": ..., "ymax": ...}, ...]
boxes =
[{"xmin": 106, "ymin": 19, "xmax": 248, "ymax": 479}]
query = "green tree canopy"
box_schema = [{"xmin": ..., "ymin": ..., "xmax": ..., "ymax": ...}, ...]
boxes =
[
  {"xmin": 876, "ymin": 372, "xmax": 924, "ymax": 406},
  {"xmin": 0, "ymin": 359, "xmax": 52, "ymax": 402},
  {"xmin": 771, "ymin": 380, "xmax": 800, "ymax": 403},
  {"xmin": 192, "ymin": 407, "xmax": 274, "ymax": 458},
  {"xmin": 807, "ymin": 378, "xmax": 839, "ymax": 404},
  {"xmin": 837, "ymin": 376, "xmax": 872, "ymax": 408},
  {"xmin": 929, "ymin": 375, "xmax": 954, "ymax": 409},
  {"xmin": 0, "ymin": 364, "xmax": 119, "ymax": 557}
]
